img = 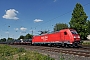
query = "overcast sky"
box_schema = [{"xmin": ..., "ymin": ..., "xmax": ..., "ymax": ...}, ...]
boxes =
[{"xmin": 0, "ymin": 0, "xmax": 90, "ymax": 39}]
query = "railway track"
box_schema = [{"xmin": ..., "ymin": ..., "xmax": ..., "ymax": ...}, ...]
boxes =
[
  {"xmin": 49, "ymin": 48, "xmax": 90, "ymax": 57},
  {"xmin": 10, "ymin": 45, "xmax": 90, "ymax": 57}
]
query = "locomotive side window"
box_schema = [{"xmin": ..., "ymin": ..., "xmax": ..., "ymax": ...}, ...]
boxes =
[{"xmin": 64, "ymin": 32, "xmax": 67, "ymax": 35}]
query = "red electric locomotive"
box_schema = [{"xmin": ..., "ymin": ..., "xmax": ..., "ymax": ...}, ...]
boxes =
[{"xmin": 32, "ymin": 29, "xmax": 81, "ymax": 47}]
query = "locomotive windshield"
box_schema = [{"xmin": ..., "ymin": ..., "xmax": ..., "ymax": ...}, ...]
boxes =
[{"xmin": 70, "ymin": 30, "xmax": 78, "ymax": 34}]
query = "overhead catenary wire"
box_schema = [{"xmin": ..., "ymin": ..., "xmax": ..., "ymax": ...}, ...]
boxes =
[
  {"xmin": 33, "ymin": 2, "xmax": 90, "ymax": 31},
  {"xmin": 1, "ymin": 2, "xmax": 90, "ymax": 38}
]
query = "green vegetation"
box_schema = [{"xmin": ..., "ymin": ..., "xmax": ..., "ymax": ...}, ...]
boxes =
[
  {"xmin": 0, "ymin": 44, "xmax": 54, "ymax": 60},
  {"xmin": 54, "ymin": 23, "xmax": 68, "ymax": 32},
  {"xmin": 0, "ymin": 38, "xmax": 6, "ymax": 42},
  {"xmin": 69, "ymin": 3, "xmax": 89, "ymax": 40},
  {"xmin": 87, "ymin": 20, "xmax": 90, "ymax": 34},
  {"xmin": 18, "ymin": 33, "xmax": 33, "ymax": 40},
  {"xmin": 53, "ymin": 3, "xmax": 90, "ymax": 40},
  {"xmin": 82, "ymin": 41, "xmax": 90, "ymax": 45}
]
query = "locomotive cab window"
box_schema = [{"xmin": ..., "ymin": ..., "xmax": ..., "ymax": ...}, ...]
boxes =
[
  {"xmin": 70, "ymin": 30, "xmax": 78, "ymax": 34},
  {"xmin": 64, "ymin": 32, "xmax": 67, "ymax": 35}
]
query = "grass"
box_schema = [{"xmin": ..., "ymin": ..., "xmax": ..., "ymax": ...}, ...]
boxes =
[
  {"xmin": 0, "ymin": 44, "xmax": 74, "ymax": 60},
  {"xmin": 82, "ymin": 41, "xmax": 90, "ymax": 45},
  {"xmin": 0, "ymin": 44, "xmax": 54, "ymax": 60}
]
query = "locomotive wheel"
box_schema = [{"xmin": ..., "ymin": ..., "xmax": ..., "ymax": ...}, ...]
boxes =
[
  {"xmin": 48, "ymin": 44, "xmax": 52, "ymax": 47},
  {"xmin": 64, "ymin": 44, "xmax": 68, "ymax": 48},
  {"xmin": 68, "ymin": 44, "xmax": 73, "ymax": 48},
  {"xmin": 73, "ymin": 44, "xmax": 78, "ymax": 48},
  {"xmin": 56, "ymin": 46, "xmax": 60, "ymax": 48}
]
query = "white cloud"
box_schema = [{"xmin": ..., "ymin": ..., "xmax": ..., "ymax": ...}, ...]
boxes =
[
  {"xmin": 20, "ymin": 27, "xmax": 27, "ymax": 31},
  {"xmin": 34, "ymin": 19, "xmax": 43, "ymax": 22},
  {"xmin": 2, "ymin": 9, "xmax": 19, "ymax": 20}
]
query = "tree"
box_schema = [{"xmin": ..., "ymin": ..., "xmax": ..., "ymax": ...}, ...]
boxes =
[
  {"xmin": 8, "ymin": 38, "xmax": 14, "ymax": 40},
  {"xmin": 24, "ymin": 33, "xmax": 33, "ymax": 39},
  {"xmin": 54, "ymin": 23, "xmax": 68, "ymax": 31},
  {"xmin": 18, "ymin": 34, "xmax": 33, "ymax": 40},
  {"xmin": 0, "ymin": 38, "xmax": 6, "ymax": 42},
  {"xmin": 18, "ymin": 35, "xmax": 25, "ymax": 40},
  {"xmin": 87, "ymin": 20, "xmax": 90, "ymax": 34},
  {"xmin": 69, "ymin": 3, "xmax": 88, "ymax": 39}
]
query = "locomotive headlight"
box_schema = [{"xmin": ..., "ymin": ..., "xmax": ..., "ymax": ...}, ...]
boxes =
[
  {"xmin": 74, "ymin": 36, "xmax": 76, "ymax": 38},
  {"xmin": 78, "ymin": 36, "xmax": 80, "ymax": 38}
]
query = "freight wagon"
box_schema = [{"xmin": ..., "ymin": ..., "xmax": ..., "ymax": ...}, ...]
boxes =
[{"xmin": 32, "ymin": 29, "xmax": 81, "ymax": 47}]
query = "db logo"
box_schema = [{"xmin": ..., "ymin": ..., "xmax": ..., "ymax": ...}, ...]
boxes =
[{"xmin": 41, "ymin": 36, "xmax": 48, "ymax": 41}]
